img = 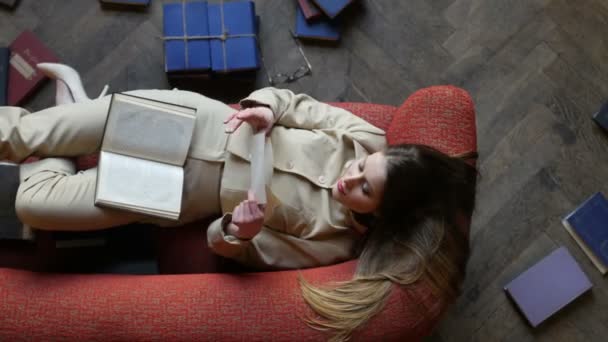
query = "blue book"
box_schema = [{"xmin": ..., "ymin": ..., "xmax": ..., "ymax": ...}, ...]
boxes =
[
  {"xmin": 294, "ymin": 5, "xmax": 340, "ymax": 41},
  {"xmin": 592, "ymin": 101, "xmax": 608, "ymax": 131},
  {"xmin": 504, "ymin": 247, "xmax": 592, "ymax": 327},
  {"xmin": 0, "ymin": 47, "xmax": 8, "ymax": 106},
  {"xmin": 163, "ymin": 1, "xmax": 212, "ymax": 73},
  {"xmin": 311, "ymin": 0, "xmax": 354, "ymax": 19},
  {"xmin": 562, "ymin": 192, "xmax": 608, "ymax": 275},
  {"xmin": 208, "ymin": 1, "xmax": 259, "ymax": 73}
]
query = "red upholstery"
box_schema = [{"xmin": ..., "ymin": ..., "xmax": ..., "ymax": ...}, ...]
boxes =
[{"xmin": 0, "ymin": 86, "xmax": 477, "ymax": 341}]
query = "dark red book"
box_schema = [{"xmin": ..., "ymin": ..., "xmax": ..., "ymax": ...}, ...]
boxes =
[
  {"xmin": 297, "ymin": 0, "xmax": 322, "ymax": 21},
  {"xmin": 8, "ymin": 31, "xmax": 59, "ymax": 106}
]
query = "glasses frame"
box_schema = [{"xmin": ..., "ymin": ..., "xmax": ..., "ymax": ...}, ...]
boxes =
[{"xmin": 261, "ymin": 30, "xmax": 313, "ymax": 86}]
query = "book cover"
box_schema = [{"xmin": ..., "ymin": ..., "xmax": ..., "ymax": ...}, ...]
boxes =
[
  {"xmin": 592, "ymin": 101, "xmax": 608, "ymax": 132},
  {"xmin": 163, "ymin": 1, "xmax": 211, "ymax": 73},
  {"xmin": 311, "ymin": 0, "xmax": 354, "ymax": 19},
  {"xmin": 208, "ymin": 1, "xmax": 260, "ymax": 73},
  {"xmin": 562, "ymin": 192, "xmax": 608, "ymax": 274},
  {"xmin": 95, "ymin": 93, "xmax": 197, "ymax": 220},
  {"xmin": 8, "ymin": 31, "xmax": 60, "ymax": 105},
  {"xmin": 0, "ymin": 47, "xmax": 9, "ymax": 106},
  {"xmin": 297, "ymin": 0, "xmax": 323, "ymax": 21},
  {"xmin": 504, "ymin": 247, "xmax": 592, "ymax": 327},
  {"xmin": 0, "ymin": 162, "xmax": 34, "ymax": 240},
  {"xmin": 294, "ymin": 5, "xmax": 340, "ymax": 41}
]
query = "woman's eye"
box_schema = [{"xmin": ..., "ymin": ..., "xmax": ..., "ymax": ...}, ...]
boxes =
[{"xmin": 362, "ymin": 183, "xmax": 370, "ymax": 195}]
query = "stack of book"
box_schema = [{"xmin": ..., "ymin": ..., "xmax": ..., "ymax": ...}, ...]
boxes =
[
  {"xmin": 1, "ymin": 30, "xmax": 60, "ymax": 106},
  {"xmin": 163, "ymin": 0, "xmax": 260, "ymax": 78},
  {"xmin": 562, "ymin": 192, "xmax": 608, "ymax": 275},
  {"xmin": 294, "ymin": 0, "xmax": 356, "ymax": 42}
]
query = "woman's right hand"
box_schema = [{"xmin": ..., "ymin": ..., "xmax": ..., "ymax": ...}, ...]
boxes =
[
  {"xmin": 224, "ymin": 106, "xmax": 274, "ymax": 135},
  {"xmin": 226, "ymin": 191, "xmax": 265, "ymax": 240}
]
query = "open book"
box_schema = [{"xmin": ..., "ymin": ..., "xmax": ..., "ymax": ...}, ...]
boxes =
[{"xmin": 95, "ymin": 93, "xmax": 196, "ymax": 220}]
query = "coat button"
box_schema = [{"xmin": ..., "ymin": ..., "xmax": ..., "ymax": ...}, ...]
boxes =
[
  {"xmin": 287, "ymin": 161, "xmax": 294, "ymax": 169},
  {"xmin": 318, "ymin": 175, "xmax": 326, "ymax": 184}
]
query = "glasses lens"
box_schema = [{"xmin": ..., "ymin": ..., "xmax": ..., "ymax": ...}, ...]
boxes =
[{"xmin": 272, "ymin": 73, "xmax": 289, "ymax": 84}]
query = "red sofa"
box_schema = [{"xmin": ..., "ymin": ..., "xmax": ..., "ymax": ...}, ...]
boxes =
[{"xmin": 0, "ymin": 86, "xmax": 477, "ymax": 341}]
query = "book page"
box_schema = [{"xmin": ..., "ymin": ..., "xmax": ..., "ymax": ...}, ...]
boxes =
[
  {"xmin": 96, "ymin": 151, "xmax": 183, "ymax": 219},
  {"xmin": 103, "ymin": 93, "xmax": 196, "ymax": 166}
]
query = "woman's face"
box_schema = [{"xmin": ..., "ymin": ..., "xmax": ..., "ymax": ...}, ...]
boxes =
[{"xmin": 331, "ymin": 152, "xmax": 387, "ymax": 214}]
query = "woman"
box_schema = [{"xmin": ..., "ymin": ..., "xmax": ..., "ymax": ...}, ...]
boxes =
[{"xmin": 1, "ymin": 64, "xmax": 477, "ymax": 340}]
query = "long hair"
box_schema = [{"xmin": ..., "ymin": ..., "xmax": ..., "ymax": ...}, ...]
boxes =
[{"xmin": 299, "ymin": 144, "xmax": 478, "ymax": 341}]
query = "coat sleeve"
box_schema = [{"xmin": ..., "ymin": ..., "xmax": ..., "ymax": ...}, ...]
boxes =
[
  {"xmin": 207, "ymin": 213, "xmax": 355, "ymax": 270},
  {"xmin": 239, "ymin": 87, "xmax": 386, "ymax": 153}
]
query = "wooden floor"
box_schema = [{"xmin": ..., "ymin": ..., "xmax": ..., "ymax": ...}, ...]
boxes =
[{"xmin": 2, "ymin": 0, "xmax": 608, "ymax": 340}]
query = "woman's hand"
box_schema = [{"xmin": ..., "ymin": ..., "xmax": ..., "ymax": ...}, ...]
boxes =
[
  {"xmin": 226, "ymin": 191, "xmax": 265, "ymax": 240},
  {"xmin": 224, "ymin": 106, "xmax": 274, "ymax": 135}
]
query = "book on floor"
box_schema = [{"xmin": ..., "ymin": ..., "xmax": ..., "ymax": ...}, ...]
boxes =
[
  {"xmin": 0, "ymin": 47, "xmax": 8, "ymax": 105},
  {"xmin": 8, "ymin": 31, "xmax": 60, "ymax": 105},
  {"xmin": 294, "ymin": 5, "xmax": 340, "ymax": 41},
  {"xmin": 311, "ymin": 0, "xmax": 354, "ymax": 19},
  {"xmin": 504, "ymin": 246, "xmax": 592, "ymax": 327},
  {"xmin": 562, "ymin": 192, "xmax": 608, "ymax": 275},
  {"xmin": 94, "ymin": 93, "xmax": 197, "ymax": 220},
  {"xmin": 297, "ymin": 0, "xmax": 323, "ymax": 21},
  {"xmin": 0, "ymin": 162, "xmax": 34, "ymax": 240}
]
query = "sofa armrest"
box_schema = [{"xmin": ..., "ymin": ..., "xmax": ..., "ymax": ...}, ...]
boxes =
[{"xmin": 387, "ymin": 86, "xmax": 477, "ymax": 158}]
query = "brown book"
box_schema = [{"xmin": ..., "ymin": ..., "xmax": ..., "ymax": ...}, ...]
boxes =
[
  {"xmin": 297, "ymin": 0, "xmax": 323, "ymax": 21},
  {"xmin": 8, "ymin": 31, "xmax": 59, "ymax": 105}
]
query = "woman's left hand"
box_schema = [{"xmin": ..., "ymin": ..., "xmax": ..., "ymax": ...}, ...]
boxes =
[{"xmin": 224, "ymin": 106, "xmax": 274, "ymax": 135}]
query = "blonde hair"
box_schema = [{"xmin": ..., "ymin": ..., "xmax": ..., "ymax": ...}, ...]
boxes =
[{"xmin": 299, "ymin": 145, "xmax": 476, "ymax": 341}]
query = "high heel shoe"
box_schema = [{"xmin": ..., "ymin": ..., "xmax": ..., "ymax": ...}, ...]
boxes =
[{"xmin": 37, "ymin": 63, "xmax": 109, "ymax": 105}]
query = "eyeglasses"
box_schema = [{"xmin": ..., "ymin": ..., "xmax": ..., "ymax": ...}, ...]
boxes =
[{"xmin": 262, "ymin": 30, "xmax": 313, "ymax": 86}]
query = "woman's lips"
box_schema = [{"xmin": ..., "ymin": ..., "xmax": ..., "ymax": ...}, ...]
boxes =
[{"xmin": 337, "ymin": 180, "xmax": 346, "ymax": 195}]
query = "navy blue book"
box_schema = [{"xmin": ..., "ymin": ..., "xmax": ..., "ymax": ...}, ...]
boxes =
[
  {"xmin": 294, "ymin": 5, "xmax": 340, "ymax": 41},
  {"xmin": 163, "ymin": 1, "xmax": 212, "ymax": 73},
  {"xmin": 208, "ymin": 1, "xmax": 259, "ymax": 73},
  {"xmin": 0, "ymin": 47, "xmax": 8, "ymax": 106},
  {"xmin": 592, "ymin": 101, "xmax": 608, "ymax": 131},
  {"xmin": 562, "ymin": 192, "xmax": 608, "ymax": 275},
  {"xmin": 311, "ymin": 0, "xmax": 354, "ymax": 18},
  {"xmin": 100, "ymin": 0, "xmax": 150, "ymax": 6}
]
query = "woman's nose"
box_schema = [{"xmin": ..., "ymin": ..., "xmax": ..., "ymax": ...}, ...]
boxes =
[{"xmin": 343, "ymin": 173, "xmax": 363, "ymax": 188}]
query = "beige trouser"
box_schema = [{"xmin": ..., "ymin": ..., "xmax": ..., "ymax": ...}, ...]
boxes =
[{"xmin": 1, "ymin": 96, "xmax": 222, "ymax": 231}]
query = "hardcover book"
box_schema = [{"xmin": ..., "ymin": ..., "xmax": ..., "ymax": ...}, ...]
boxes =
[
  {"xmin": 0, "ymin": 162, "xmax": 34, "ymax": 240},
  {"xmin": 311, "ymin": 0, "xmax": 354, "ymax": 19},
  {"xmin": 504, "ymin": 247, "xmax": 592, "ymax": 327},
  {"xmin": 163, "ymin": 1, "xmax": 211, "ymax": 73},
  {"xmin": 592, "ymin": 101, "xmax": 608, "ymax": 132},
  {"xmin": 294, "ymin": 5, "xmax": 340, "ymax": 41},
  {"xmin": 163, "ymin": 1, "xmax": 259, "ymax": 74},
  {"xmin": 297, "ymin": 0, "xmax": 323, "ymax": 21},
  {"xmin": 8, "ymin": 31, "xmax": 60, "ymax": 105},
  {"xmin": 94, "ymin": 93, "xmax": 197, "ymax": 220},
  {"xmin": 562, "ymin": 192, "xmax": 608, "ymax": 275},
  {"xmin": 0, "ymin": 47, "xmax": 9, "ymax": 105}
]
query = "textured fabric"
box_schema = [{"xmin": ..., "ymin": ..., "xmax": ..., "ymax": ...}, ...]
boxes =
[{"xmin": 0, "ymin": 86, "xmax": 477, "ymax": 341}]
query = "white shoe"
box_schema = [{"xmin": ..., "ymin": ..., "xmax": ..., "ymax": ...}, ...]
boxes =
[{"xmin": 37, "ymin": 63, "xmax": 109, "ymax": 105}]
